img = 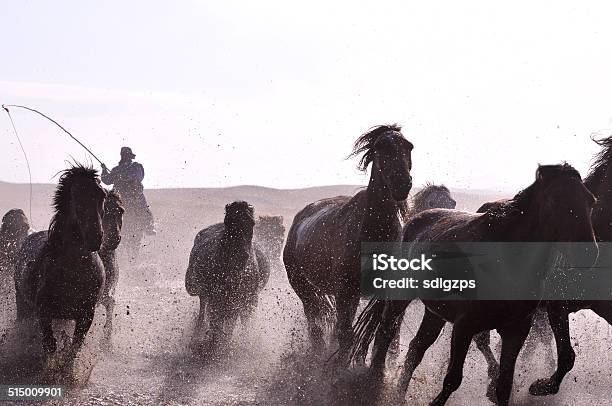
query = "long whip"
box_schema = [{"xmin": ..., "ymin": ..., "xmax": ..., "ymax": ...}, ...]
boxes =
[
  {"xmin": 2, "ymin": 105, "xmax": 34, "ymax": 224},
  {"xmin": 2, "ymin": 104, "xmax": 105, "ymax": 166},
  {"xmin": 2, "ymin": 104, "xmax": 108, "ymax": 227}
]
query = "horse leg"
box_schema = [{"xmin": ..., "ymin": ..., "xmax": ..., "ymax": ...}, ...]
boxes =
[
  {"xmin": 71, "ymin": 312, "xmax": 94, "ymax": 357},
  {"xmin": 429, "ymin": 320, "xmax": 475, "ymax": 406},
  {"xmin": 208, "ymin": 302, "xmax": 234, "ymax": 355},
  {"xmin": 216, "ymin": 308, "xmax": 239, "ymax": 358},
  {"xmin": 520, "ymin": 308, "xmax": 547, "ymax": 361},
  {"xmin": 40, "ymin": 316, "xmax": 57, "ymax": 354},
  {"xmin": 493, "ymin": 318, "xmax": 532, "ymax": 406},
  {"xmin": 190, "ymin": 296, "xmax": 207, "ymax": 354},
  {"xmin": 15, "ymin": 290, "xmax": 30, "ymax": 320},
  {"xmin": 239, "ymin": 296, "xmax": 257, "ymax": 328},
  {"xmin": 387, "ymin": 308, "xmax": 405, "ymax": 365},
  {"xmin": 537, "ymin": 309, "xmax": 556, "ymax": 370},
  {"xmin": 473, "ymin": 330, "xmax": 500, "ymax": 381},
  {"xmin": 397, "ymin": 308, "xmax": 445, "ymax": 397},
  {"xmin": 225, "ymin": 311, "xmax": 239, "ymax": 345},
  {"xmin": 335, "ymin": 289, "xmax": 359, "ymax": 363},
  {"xmin": 208, "ymin": 305, "xmax": 223, "ymax": 354},
  {"xmin": 302, "ymin": 300, "xmax": 326, "ymax": 354},
  {"xmin": 370, "ymin": 300, "xmax": 411, "ymax": 376},
  {"xmin": 529, "ymin": 303, "xmax": 573, "ymax": 396},
  {"xmin": 101, "ymin": 296, "xmax": 115, "ymax": 351},
  {"xmin": 58, "ymin": 312, "xmax": 94, "ymax": 379},
  {"xmin": 197, "ymin": 296, "xmax": 207, "ymax": 332},
  {"xmin": 286, "ymin": 263, "xmax": 326, "ymax": 354}
]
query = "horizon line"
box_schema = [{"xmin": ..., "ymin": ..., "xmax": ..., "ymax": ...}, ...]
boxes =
[{"xmin": 0, "ymin": 179, "xmax": 512, "ymax": 194}]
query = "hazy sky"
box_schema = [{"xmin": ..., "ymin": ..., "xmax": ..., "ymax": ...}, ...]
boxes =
[{"xmin": 2, "ymin": 1, "xmax": 612, "ymax": 191}]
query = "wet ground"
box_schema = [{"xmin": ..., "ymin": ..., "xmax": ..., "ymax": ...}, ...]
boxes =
[
  {"xmin": 1, "ymin": 186, "xmax": 611, "ymax": 405},
  {"xmin": 2, "ymin": 255, "xmax": 612, "ymax": 405}
]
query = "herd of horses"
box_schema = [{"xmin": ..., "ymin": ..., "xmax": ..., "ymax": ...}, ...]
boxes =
[{"xmin": 0, "ymin": 124, "xmax": 611, "ymax": 405}]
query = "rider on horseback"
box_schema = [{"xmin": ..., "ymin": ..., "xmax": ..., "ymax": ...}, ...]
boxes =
[{"xmin": 101, "ymin": 147, "xmax": 156, "ymax": 236}]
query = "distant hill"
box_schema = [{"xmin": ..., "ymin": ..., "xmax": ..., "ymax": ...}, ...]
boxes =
[{"xmin": 0, "ymin": 181, "xmax": 506, "ymax": 231}]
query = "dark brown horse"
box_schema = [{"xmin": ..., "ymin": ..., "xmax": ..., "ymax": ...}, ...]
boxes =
[
  {"xmin": 470, "ymin": 136, "xmax": 612, "ymax": 397},
  {"xmin": 283, "ymin": 124, "xmax": 413, "ymax": 357},
  {"xmin": 13, "ymin": 189, "xmax": 123, "ymax": 356},
  {"xmin": 349, "ymin": 164, "xmax": 598, "ymax": 406},
  {"xmin": 185, "ymin": 201, "xmax": 270, "ymax": 355},
  {"xmin": 0, "ymin": 209, "xmax": 31, "ymax": 278},
  {"xmin": 0, "ymin": 209, "xmax": 30, "ymax": 318},
  {"xmin": 14, "ymin": 164, "xmax": 107, "ymax": 364},
  {"xmin": 98, "ymin": 190, "xmax": 125, "ymax": 349},
  {"xmin": 525, "ymin": 136, "xmax": 612, "ymax": 396}
]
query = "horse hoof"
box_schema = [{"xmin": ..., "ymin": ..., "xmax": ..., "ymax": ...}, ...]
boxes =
[{"xmin": 529, "ymin": 378, "xmax": 560, "ymax": 396}]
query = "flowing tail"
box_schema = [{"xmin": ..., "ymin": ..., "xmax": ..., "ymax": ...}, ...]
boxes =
[{"xmin": 347, "ymin": 299, "xmax": 389, "ymax": 364}]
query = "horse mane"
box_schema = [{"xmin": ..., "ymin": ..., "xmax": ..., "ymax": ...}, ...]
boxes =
[
  {"xmin": 348, "ymin": 124, "xmax": 404, "ymax": 171},
  {"xmin": 48, "ymin": 163, "xmax": 99, "ymax": 244},
  {"xmin": 406, "ymin": 183, "xmax": 451, "ymax": 218},
  {"xmin": 584, "ymin": 134, "xmax": 612, "ymax": 191},
  {"xmin": 484, "ymin": 163, "xmax": 580, "ymax": 224}
]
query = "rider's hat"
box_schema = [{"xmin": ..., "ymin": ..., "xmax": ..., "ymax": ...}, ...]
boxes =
[{"xmin": 120, "ymin": 146, "xmax": 136, "ymax": 159}]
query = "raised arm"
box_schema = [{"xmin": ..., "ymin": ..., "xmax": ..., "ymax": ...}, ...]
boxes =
[{"xmin": 100, "ymin": 164, "xmax": 116, "ymax": 185}]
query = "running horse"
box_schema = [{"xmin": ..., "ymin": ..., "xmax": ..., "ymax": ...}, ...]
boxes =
[
  {"xmin": 283, "ymin": 124, "xmax": 413, "ymax": 358},
  {"xmin": 14, "ymin": 164, "xmax": 107, "ymax": 365},
  {"xmin": 526, "ymin": 136, "xmax": 612, "ymax": 395},
  {"xmin": 185, "ymin": 201, "xmax": 270, "ymax": 355},
  {"xmin": 472, "ymin": 135, "xmax": 612, "ymax": 397},
  {"xmin": 0, "ymin": 209, "xmax": 30, "ymax": 316},
  {"xmin": 98, "ymin": 190, "xmax": 125, "ymax": 349},
  {"xmin": 348, "ymin": 164, "xmax": 598, "ymax": 406},
  {"xmin": 0, "ymin": 209, "xmax": 31, "ymax": 277}
]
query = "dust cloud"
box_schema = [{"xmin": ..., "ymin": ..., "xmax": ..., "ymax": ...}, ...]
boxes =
[{"xmin": 1, "ymin": 184, "xmax": 611, "ymax": 405}]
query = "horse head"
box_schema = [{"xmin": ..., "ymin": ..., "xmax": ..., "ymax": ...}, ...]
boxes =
[
  {"xmin": 350, "ymin": 124, "xmax": 413, "ymax": 201},
  {"xmin": 102, "ymin": 189, "xmax": 125, "ymax": 251},
  {"xmin": 1, "ymin": 208, "xmax": 30, "ymax": 242},
  {"xmin": 414, "ymin": 183, "xmax": 456, "ymax": 211},
  {"xmin": 532, "ymin": 164, "xmax": 598, "ymax": 265},
  {"xmin": 50, "ymin": 164, "xmax": 107, "ymax": 252},
  {"xmin": 224, "ymin": 201, "xmax": 255, "ymax": 241}
]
